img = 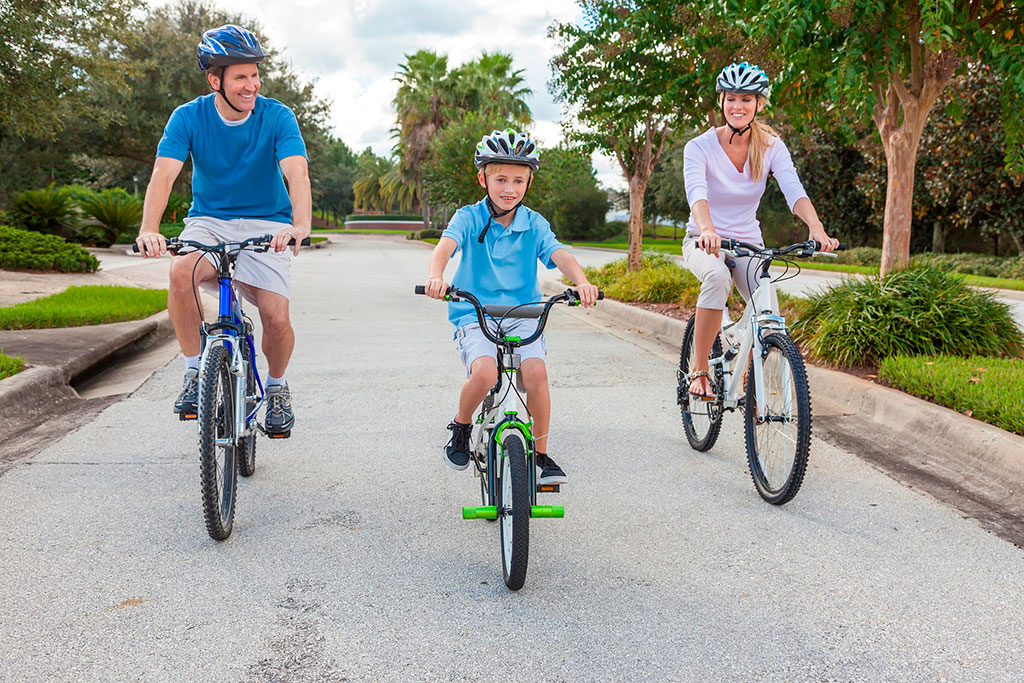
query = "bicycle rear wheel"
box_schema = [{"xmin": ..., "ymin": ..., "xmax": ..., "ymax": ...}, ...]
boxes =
[
  {"xmin": 237, "ymin": 340, "xmax": 257, "ymax": 478},
  {"xmin": 199, "ymin": 344, "xmax": 238, "ymax": 539},
  {"xmin": 497, "ymin": 433, "xmax": 530, "ymax": 590},
  {"xmin": 678, "ymin": 315, "xmax": 724, "ymax": 451},
  {"xmin": 744, "ymin": 333, "xmax": 811, "ymax": 505}
]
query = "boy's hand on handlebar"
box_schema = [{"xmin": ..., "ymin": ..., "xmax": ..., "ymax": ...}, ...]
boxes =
[
  {"xmin": 424, "ymin": 277, "xmax": 449, "ymax": 299},
  {"xmin": 136, "ymin": 231, "xmax": 167, "ymax": 258},
  {"xmin": 697, "ymin": 229, "xmax": 722, "ymax": 257},
  {"xmin": 576, "ymin": 283, "xmax": 600, "ymax": 308}
]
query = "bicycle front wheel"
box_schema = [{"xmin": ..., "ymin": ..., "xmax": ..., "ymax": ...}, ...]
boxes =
[
  {"xmin": 199, "ymin": 344, "xmax": 238, "ymax": 539},
  {"xmin": 497, "ymin": 433, "xmax": 530, "ymax": 590},
  {"xmin": 744, "ymin": 333, "xmax": 811, "ymax": 505},
  {"xmin": 678, "ymin": 315, "xmax": 724, "ymax": 451}
]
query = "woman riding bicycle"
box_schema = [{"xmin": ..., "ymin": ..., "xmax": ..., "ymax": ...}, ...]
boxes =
[{"xmin": 682, "ymin": 62, "xmax": 840, "ymax": 400}]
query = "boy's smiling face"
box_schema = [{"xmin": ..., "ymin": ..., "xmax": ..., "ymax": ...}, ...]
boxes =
[{"xmin": 478, "ymin": 163, "xmax": 533, "ymax": 213}]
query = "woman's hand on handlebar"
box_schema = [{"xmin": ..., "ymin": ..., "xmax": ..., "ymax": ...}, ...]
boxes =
[
  {"xmin": 808, "ymin": 224, "xmax": 839, "ymax": 253},
  {"xmin": 424, "ymin": 277, "xmax": 449, "ymax": 300},
  {"xmin": 697, "ymin": 228, "xmax": 722, "ymax": 257},
  {"xmin": 575, "ymin": 282, "xmax": 600, "ymax": 308},
  {"xmin": 135, "ymin": 231, "xmax": 167, "ymax": 259}
]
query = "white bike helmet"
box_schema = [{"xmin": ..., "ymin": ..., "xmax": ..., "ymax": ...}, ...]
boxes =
[
  {"xmin": 473, "ymin": 129, "xmax": 540, "ymax": 171},
  {"xmin": 716, "ymin": 62, "xmax": 771, "ymax": 97}
]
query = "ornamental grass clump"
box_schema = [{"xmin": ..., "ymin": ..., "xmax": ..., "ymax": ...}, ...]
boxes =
[
  {"xmin": 581, "ymin": 252, "xmax": 701, "ymax": 303},
  {"xmin": 790, "ymin": 266, "xmax": 1024, "ymax": 367},
  {"xmin": 78, "ymin": 189, "xmax": 143, "ymax": 246}
]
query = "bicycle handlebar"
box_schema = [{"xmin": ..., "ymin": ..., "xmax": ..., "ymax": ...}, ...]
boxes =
[
  {"xmin": 414, "ymin": 285, "xmax": 604, "ymax": 348},
  {"xmin": 721, "ymin": 239, "xmax": 847, "ymax": 257},
  {"xmin": 132, "ymin": 234, "xmax": 310, "ymax": 255}
]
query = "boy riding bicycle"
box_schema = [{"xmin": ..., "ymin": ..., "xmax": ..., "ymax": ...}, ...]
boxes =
[
  {"xmin": 423, "ymin": 129, "xmax": 599, "ymax": 485},
  {"xmin": 135, "ymin": 24, "xmax": 311, "ymax": 437}
]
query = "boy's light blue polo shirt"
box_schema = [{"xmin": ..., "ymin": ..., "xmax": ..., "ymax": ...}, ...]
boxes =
[
  {"xmin": 442, "ymin": 199, "xmax": 565, "ymax": 332},
  {"xmin": 156, "ymin": 94, "xmax": 307, "ymax": 225}
]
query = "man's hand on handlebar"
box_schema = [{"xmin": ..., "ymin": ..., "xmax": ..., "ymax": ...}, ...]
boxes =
[
  {"xmin": 424, "ymin": 277, "xmax": 449, "ymax": 300},
  {"xmin": 135, "ymin": 231, "xmax": 168, "ymax": 259},
  {"xmin": 272, "ymin": 225, "xmax": 309, "ymax": 255}
]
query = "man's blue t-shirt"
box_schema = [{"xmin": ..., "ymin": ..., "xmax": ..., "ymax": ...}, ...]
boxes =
[
  {"xmin": 156, "ymin": 94, "xmax": 307, "ymax": 224},
  {"xmin": 441, "ymin": 199, "xmax": 565, "ymax": 331}
]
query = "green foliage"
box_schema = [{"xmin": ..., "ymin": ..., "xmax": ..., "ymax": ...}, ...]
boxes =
[
  {"xmin": 531, "ymin": 145, "xmax": 611, "ymax": 241},
  {"xmin": 879, "ymin": 355, "xmax": 1024, "ymax": 435},
  {"xmin": 0, "ymin": 351, "xmax": 25, "ymax": 380},
  {"xmin": 407, "ymin": 229, "xmax": 445, "ymax": 240},
  {"xmin": 162, "ymin": 192, "xmax": 191, "ymax": 224},
  {"xmin": 78, "ymin": 189, "xmax": 144, "ymax": 246},
  {"xmin": 791, "ymin": 266, "xmax": 1024, "ymax": 367},
  {"xmin": 0, "ymin": 224, "xmax": 100, "ymax": 272},
  {"xmin": 6, "ymin": 185, "xmax": 79, "ymax": 237},
  {"xmin": 345, "ymin": 214, "xmax": 423, "ymax": 222},
  {"xmin": 0, "ymin": 0, "xmax": 137, "ymax": 139},
  {"xmin": 0, "ymin": 286, "xmax": 168, "ymax": 329},
  {"xmin": 582, "ymin": 253, "xmax": 700, "ymax": 304},
  {"xmin": 421, "ymin": 112, "xmax": 508, "ymax": 211}
]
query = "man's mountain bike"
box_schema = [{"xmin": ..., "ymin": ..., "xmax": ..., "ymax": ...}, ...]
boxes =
[
  {"xmin": 676, "ymin": 239, "xmax": 844, "ymax": 505},
  {"xmin": 135, "ymin": 235, "xmax": 304, "ymax": 539},
  {"xmin": 416, "ymin": 285, "xmax": 602, "ymax": 590}
]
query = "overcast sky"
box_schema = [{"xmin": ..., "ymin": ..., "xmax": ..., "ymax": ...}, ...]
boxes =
[{"xmin": 161, "ymin": 0, "xmax": 626, "ymax": 189}]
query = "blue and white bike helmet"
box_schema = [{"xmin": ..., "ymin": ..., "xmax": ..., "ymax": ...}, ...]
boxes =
[
  {"xmin": 474, "ymin": 129, "xmax": 540, "ymax": 171},
  {"xmin": 196, "ymin": 24, "xmax": 266, "ymax": 72},
  {"xmin": 716, "ymin": 62, "xmax": 771, "ymax": 97}
]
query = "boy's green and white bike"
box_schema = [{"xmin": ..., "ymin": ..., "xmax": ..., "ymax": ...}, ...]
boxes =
[
  {"xmin": 677, "ymin": 239, "xmax": 844, "ymax": 505},
  {"xmin": 416, "ymin": 285, "xmax": 602, "ymax": 590}
]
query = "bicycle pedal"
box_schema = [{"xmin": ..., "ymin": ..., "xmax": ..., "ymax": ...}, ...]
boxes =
[
  {"xmin": 267, "ymin": 431, "xmax": 290, "ymax": 439},
  {"xmin": 536, "ymin": 484, "xmax": 560, "ymax": 493},
  {"xmin": 178, "ymin": 412, "xmax": 197, "ymax": 421}
]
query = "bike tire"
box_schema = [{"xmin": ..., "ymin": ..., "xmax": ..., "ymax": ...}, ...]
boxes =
[
  {"xmin": 678, "ymin": 315, "xmax": 724, "ymax": 451},
  {"xmin": 744, "ymin": 333, "xmax": 812, "ymax": 505},
  {"xmin": 237, "ymin": 340, "xmax": 257, "ymax": 478},
  {"xmin": 498, "ymin": 433, "xmax": 530, "ymax": 590},
  {"xmin": 198, "ymin": 344, "xmax": 238, "ymax": 540}
]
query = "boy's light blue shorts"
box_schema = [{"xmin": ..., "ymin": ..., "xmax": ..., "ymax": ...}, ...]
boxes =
[{"xmin": 455, "ymin": 318, "xmax": 546, "ymax": 377}]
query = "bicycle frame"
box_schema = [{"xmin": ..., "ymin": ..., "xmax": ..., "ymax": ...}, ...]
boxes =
[{"xmin": 195, "ymin": 244, "xmax": 266, "ymax": 443}]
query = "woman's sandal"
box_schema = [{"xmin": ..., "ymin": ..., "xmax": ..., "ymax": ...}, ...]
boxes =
[{"xmin": 688, "ymin": 371, "xmax": 716, "ymax": 402}]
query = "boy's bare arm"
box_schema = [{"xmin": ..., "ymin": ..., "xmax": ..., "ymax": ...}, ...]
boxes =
[
  {"xmin": 551, "ymin": 249, "xmax": 600, "ymax": 307},
  {"xmin": 425, "ymin": 236, "xmax": 458, "ymax": 299}
]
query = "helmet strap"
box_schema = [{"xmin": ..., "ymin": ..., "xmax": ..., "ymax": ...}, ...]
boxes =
[{"xmin": 215, "ymin": 67, "xmax": 245, "ymax": 114}]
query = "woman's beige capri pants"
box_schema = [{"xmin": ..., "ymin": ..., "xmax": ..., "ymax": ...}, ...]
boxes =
[{"xmin": 682, "ymin": 234, "xmax": 779, "ymax": 312}]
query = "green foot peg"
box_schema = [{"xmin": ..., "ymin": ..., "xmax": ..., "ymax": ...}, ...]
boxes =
[
  {"xmin": 462, "ymin": 506, "xmax": 497, "ymax": 519},
  {"xmin": 530, "ymin": 506, "xmax": 564, "ymax": 518}
]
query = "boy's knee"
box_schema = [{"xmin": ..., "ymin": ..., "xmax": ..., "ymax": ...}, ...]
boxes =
[
  {"xmin": 469, "ymin": 358, "xmax": 498, "ymax": 386},
  {"xmin": 520, "ymin": 360, "xmax": 547, "ymax": 388}
]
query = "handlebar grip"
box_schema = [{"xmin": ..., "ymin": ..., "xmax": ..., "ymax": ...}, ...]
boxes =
[
  {"xmin": 721, "ymin": 239, "xmax": 739, "ymax": 250},
  {"xmin": 813, "ymin": 241, "xmax": 847, "ymax": 251},
  {"xmin": 131, "ymin": 243, "xmax": 139, "ymax": 253},
  {"xmin": 414, "ymin": 285, "xmax": 426, "ymax": 295},
  {"xmin": 598, "ymin": 291, "xmax": 605, "ymax": 300},
  {"xmin": 288, "ymin": 237, "xmax": 311, "ymax": 247}
]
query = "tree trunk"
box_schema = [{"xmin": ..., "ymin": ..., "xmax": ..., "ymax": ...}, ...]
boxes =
[
  {"xmin": 931, "ymin": 222, "xmax": 945, "ymax": 253},
  {"xmin": 879, "ymin": 132, "xmax": 921, "ymax": 275},
  {"xmin": 627, "ymin": 179, "xmax": 646, "ymax": 271}
]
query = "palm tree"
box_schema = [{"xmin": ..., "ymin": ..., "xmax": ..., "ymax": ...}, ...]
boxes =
[{"xmin": 452, "ymin": 53, "xmax": 532, "ymax": 125}]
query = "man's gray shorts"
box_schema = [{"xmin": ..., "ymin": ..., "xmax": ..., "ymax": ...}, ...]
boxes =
[
  {"xmin": 456, "ymin": 318, "xmax": 546, "ymax": 377},
  {"xmin": 179, "ymin": 216, "xmax": 292, "ymax": 302}
]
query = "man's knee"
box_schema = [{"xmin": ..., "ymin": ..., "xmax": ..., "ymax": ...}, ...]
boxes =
[{"xmin": 169, "ymin": 256, "xmax": 206, "ymax": 293}]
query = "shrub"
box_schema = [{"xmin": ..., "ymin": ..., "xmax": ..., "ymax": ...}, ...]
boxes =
[
  {"xmin": 77, "ymin": 189, "xmax": 144, "ymax": 246},
  {"xmin": 0, "ymin": 224, "xmax": 99, "ymax": 272},
  {"xmin": 582, "ymin": 252, "xmax": 701, "ymax": 304},
  {"xmin": 879, "ymin": 355, "xmax": 1024, "ymax": 435},
  {"xmin": 1002, "ymin": 255, "xmax": 1024, "ymax": 280},
  {"xmin": 407, "ymin": 228, "xmax": 444, "ymax": 240},
  {"xmin": 791, "ymin": 266, "xmax": 1024, "ymax": 366},
  {"xmin": 162, "ymin": 192, "xmax": 191, "ymax": 223},
  {"xmin": 6, "ymin": 184, "xmax": 78, "ymax": 237},
  {"xmin": 834, "ymin": 246, "xmax": 882, "ymax": 267},
  {"xmin": 346, "ymin": 213, "xmax": 422, "ymax": 222}
]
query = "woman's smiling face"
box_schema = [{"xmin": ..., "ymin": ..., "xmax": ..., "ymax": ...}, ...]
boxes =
[{"xmin": 722, "ymin": 92, "xmax": 761, "ymax": 128}]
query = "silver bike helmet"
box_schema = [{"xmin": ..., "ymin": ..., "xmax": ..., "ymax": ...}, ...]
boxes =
[
  {"xmin": 473, "ymin": 129, "xmax": 540, "ymax": 171},
  {"xmin": 716, "ymin": 62, "xmax": 771, "ymax": 97}
]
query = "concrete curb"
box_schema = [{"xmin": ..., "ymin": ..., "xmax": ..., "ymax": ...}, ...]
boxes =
[
  {"xmin": 541, "ymin": 279, "xmax": 1024, "ymax": 487},
  {"xmin": 0, "ymin": 310, "xmax": 174, "ymax": 405}
]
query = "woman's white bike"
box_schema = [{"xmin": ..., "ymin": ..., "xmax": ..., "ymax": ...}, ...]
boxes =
[{"xmin": 676, "ymin": 239, "xmax": 844, "ymax": 505}]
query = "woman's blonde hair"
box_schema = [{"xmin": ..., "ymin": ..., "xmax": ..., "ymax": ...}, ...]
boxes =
[{"xmin": 719, "ymin": 92, "xmax": 779, "ymax": 182}]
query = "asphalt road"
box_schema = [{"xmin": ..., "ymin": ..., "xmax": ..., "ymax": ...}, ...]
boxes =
[{"xmin": 1, "ymin": 239, "xmax": 1023, "ymax": 682}]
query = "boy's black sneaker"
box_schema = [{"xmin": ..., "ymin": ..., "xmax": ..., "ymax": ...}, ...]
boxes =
[
  {"xmin": 536, "ymin": 453, "xmax": 568, "ymax": 485},
  {"xmin": 445, "ymin": 421, "xmax": 472, "ymax": 470},
  {"xmin": 265, "ymin": 384, "xmax": 295, "ymax": 437},
  {"xmin": 174, "ymin": 368, "xmax": 199, "ymax": 419}
]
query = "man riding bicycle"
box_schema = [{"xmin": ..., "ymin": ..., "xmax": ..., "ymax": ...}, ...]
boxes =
[{"xmin": 135, "ymin": 24, "xmax": 311, "ymax": 437}]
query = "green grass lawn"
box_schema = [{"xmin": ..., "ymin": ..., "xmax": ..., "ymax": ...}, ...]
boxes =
[
  {"xmin": 0, "ymin": 351, "xmax": 24, "ymax": 380},
  {"xmin": 879, "ymin": 355, "xmax": 1024, "ymax": 435},
  {"xmin": 568, "ymin": 241, "xmax": 682, "ymax": 254},
  {"xmin": 0, "ymin": 286, "xmax": 169, "ymax": 330},
  {"xmin": 312, "ymin": 228, "xmax": 415, "ymax": 235}
]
